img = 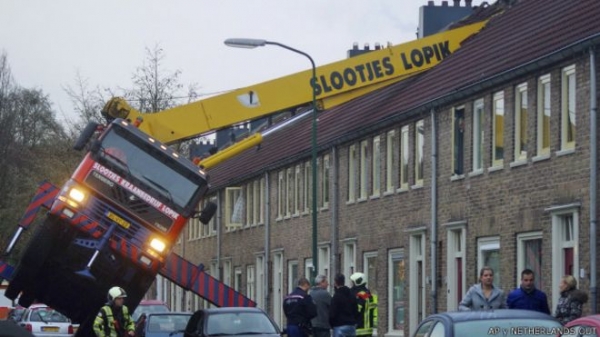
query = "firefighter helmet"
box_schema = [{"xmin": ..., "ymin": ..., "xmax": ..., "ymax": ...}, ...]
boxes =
[
  {"xmin": 350, "ymin": 272, "xmax": 366, "ymax": 286},
  {"xmin": 108, "ymin": 286, "xmax": 127, "ymax": 302}
]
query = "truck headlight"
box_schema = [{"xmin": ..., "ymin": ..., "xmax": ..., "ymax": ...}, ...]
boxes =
[
  {"xmin": 68, "ymin": 187, "xmax": 86, "ymax": 203},
  {"xmin": 150, "ymin": 238, "xmax": 166, "ymax": 253}
]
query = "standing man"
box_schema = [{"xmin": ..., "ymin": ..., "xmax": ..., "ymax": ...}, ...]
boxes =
[
  {"xmin": 93, "ymin": 286, "xmax": 135, "ymax": 337},
  {"xmin": 310, "ymin": 275, "xmax": 332, "ymax": 337},
  {"xmin": 284, "ymin": 277, "xmax": 318, "ymax": 337},
  {"xmin": 350, "ymin": 272, "xmax": 374, "ymax": 337},
  {"xmin": 507, "ymin": 269, "xmax": 551, "ymax": 314},
  {"xmin": 329, "ymin": 274, "xmax": 357, "ymax": 337}
]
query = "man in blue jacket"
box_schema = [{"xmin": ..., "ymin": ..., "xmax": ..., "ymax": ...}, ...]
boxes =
[
  {"xmin": 284, "ymin": 277, "xmax": 317, "ymax": 337},
  {"xmin": 507, "ymin": 269, "xmax": 550, "ymax": 314}
]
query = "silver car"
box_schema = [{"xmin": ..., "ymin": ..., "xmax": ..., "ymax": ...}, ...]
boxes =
[{"xmin": 18, "ymin": 304, "xmax": 74, "ymax": 337}]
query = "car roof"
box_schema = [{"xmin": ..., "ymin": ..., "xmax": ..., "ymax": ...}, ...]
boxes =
[
  {"xmin": 147, "ymin": 312, "xmax": 191, "ymax": 317},
  {"xmin": 139, "ymin": 300, "xmax": 168, "ymax": 305},
  {"xmin": 566, "ymin": 314, "xmax": 600, "ymax": 326},
  {"xmin": 427, "ymin": 309, "xmax": 557, "ymax": 323},
  {"xmin": 202, "ymin": 307, "xmax": 265, "ymax": 314}
]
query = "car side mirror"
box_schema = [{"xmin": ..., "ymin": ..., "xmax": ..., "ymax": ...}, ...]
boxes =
[
  {"xmin": 198, "ymin": 201, "xmax": 217, "ymax": 225},
  {"xmin": 74, "ymin": 122, "xmax": 100, "ymax": 151}
]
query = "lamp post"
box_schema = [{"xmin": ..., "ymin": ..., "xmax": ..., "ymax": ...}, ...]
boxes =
[{"xmin": 224, "ymin": 38, "xmax": 319, "ymax": 284}]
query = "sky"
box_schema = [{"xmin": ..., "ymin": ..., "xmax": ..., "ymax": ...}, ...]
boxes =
[{"xmin": 0, "ymin": 0, "xmax": 486, "ymax": 123}]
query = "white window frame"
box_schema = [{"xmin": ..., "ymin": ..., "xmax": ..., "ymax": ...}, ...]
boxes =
[
  {"xmin": 294, "ymin": 165, "xmax": 302, "ymax": 215},
  {"xmin": 348, "ymin": 145, "xmax": 357, "ymax": 202},
  {"xmin": 409, "ymin": 231, "xmax": 426, "ymax": 333},
  {"xmin": 446, "ymin": 223, "xmax": 467, "ymax": 311},
  {"xmin": 452, "ymin": 106, "xmax": 465, "ymax": 176},
  {"xmin": 492, "ymin": 91, "xmax": 505, "ymax": 168},
  {"xmin": 318, "ymin": 245, "xmax": 330, "ymax": 282},
  {"xmin": 414, "ymin": 120, "xmax": 424, "ymax": 186},
  {"xmin": 305, "ymin": 258, "xmax": 313, "ymax": 283},
  {"xmin": 246, "ymin": 265, "xmax": 255, "ymax": 304},
  {"xmin": 245, "ymin": 183, "xmax": 253, "ymax": 227},
  {"xmin": 359, "ymin": 140, "xmax": 369, "ymax": 200},
  {"xmin": 322, "ymin": 154, "xmax": 330, "ymax": 209},
  {"xmin": 223, "ymin": 259, "xmax": 232, "ymax": 286},
  {"xmin": 386, "ymin": 130, "xmax": 396, "ymax": 194},
  {"xmin": 272, "ymin": 252, "xmax": 284, "ymax": 326},
  {"xmin": 288, "ymin": 259, "xmax": 299, "ymax": 293},
  {"xmin": 477, "ymin": 236, "xmax": 500, "ymax": 287},
  {"xmin": 286, "ymin": 167, "xmax": 293, "ymax": 218},
  {"xmin": 472, "ymin": 99, "xmax": 484, "ymax": 173},
  {"xmin": 536, "ymin": 74, "xmax": 551, "ymax": 158},
  {"xmin": 516, "ymin": 231, "xmax": 543, "ymax": 289},
  {"xmin": 234, "ymin": 267, "xmax": 242, "ymax": 291},
  {"xmin": 343, "ymin": 240, "xmax": 356, "ymax": 286},
  {"xmin": 304, "ymin": 162, "xmax": 311, "ymax": 214},
  {"xmin": 372, "ymin": 136, "xmax": 381, "ymax": 197},
  {"xmin": 277, "ymin": 171, "xmax": 285, "ymax": 220},
  {"xmin": 225, "ymin": 187, "xmax": 243, "ymax": 230},
  {"xmin": 550, "ymin": 205, "xmax": 579, "ymax": 309},
  {"xmin": 561, "ymin": 64, "xmax": 576, "ymax": 151},
  {"xmin": 399, "ymin": 125, "xmax": 409, "ymax": 191},
  {"xmin": 514, "ymin": 83, "xmax": 528, "ymax": 162},
  {"xmin": 255, "ymin": 254, "xmax": 265, "ymax": 309},
  {"xmin": 388, "ymin": 248, "xmax": 405, "ymax": 336}
]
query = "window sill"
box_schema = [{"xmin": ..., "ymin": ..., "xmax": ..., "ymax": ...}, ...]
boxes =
[
  {"xmin": 370, "ymin": 194, "xmax": 381, "ymax": 200},
  {"xmin": 509, "ymin": 159, "xmax": 528, "ymax": 168},
  {"xmin": 383, "ymin": 190, "xmax": 395, "ymax": 197},
  {"xmin": 411, "ymin": 183, "xmax": 423, "ymax": 190},
  {"xmin": 469, "ymin": 169, "xmax": 484, "ymax": 177},
  {"xmin": 396, "ymin": 186, "xmax": 409, "ymax": 193},
  {"xmin": 357, "ymin": 197, "xmax": 368, "ymax": 203},
  {"xmin": 450, "ymin": 174, "xmax": 465, "ymax": 181},
  {"xmin": 487, "ymin": 165, "xmax": 503, "ymax": 173},
  {"xmin": 556, "ymin": 148, "xmax": 575, "ymax": 157},
  {"xmin": 320, "ymin": 206, "xmax": 330, "ymax": 211},
  {"xmin": 532, "ymin": 153, "xmax": 551, "ymax": 162},
  {"xmin": 346, "ymin": 200, "xmax": 356, "ymax": 206}
]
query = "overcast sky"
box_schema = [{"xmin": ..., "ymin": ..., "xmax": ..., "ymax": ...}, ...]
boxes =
[{"xmin": 0, "ymin": 0, "xmax": 486, "ymax": 123}]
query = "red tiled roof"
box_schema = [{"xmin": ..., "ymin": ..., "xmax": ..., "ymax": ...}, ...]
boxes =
[{"xmin": 209, "ymin": 0, "xmax": 600, "ymax": 189}]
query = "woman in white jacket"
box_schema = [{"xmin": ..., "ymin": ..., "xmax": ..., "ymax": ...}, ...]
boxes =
[{"xmin": 459, "ymin": 266, "xmax": 506, "ymax": 311}]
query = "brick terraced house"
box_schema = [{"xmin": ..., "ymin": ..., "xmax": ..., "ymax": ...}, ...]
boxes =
[{"xmin": 159, "ymin": 0, "xmax": 600, "ymax": 335}]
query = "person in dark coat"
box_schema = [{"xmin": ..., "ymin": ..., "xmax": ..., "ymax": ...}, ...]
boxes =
[
  {"xmin": 284, "ymin": 277, "xmax": 318, "ymax": 337},
  {"xmin": 507, "ymin": 269, "xmax": 550, "ymax": 314},
  {"xmin": 329, "ymin": 274, "xmax": 358, "ymax": 337},
  {"xmin": 555, "ymin": 275, "xmax": 588, "ymax": 325}
]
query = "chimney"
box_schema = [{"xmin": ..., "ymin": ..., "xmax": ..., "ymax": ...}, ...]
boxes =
[
  {"xmin": 374, "ymin": 42, "xmax": 381, "ymax": 50},
  {"xmin": 364, "ymin": 43, "xmax": 370, "ymax": 51},
  {"xmin": 453, "ymin": 0, "xmax": 460, "ymax": 6},
  {"xmin": 428, "ymin": 1, "xmax": 434, "ymax": 5},
  {"xmin": 441, "ymin": 1, "xmax": 448, "ymax": 6},
  {"xmin": 465, "ymin": 0, "xmax": 472, "ymax": 6},
  {"xmin": 352, "ymin": 42, "xmax": 358, "ymax": 50}
]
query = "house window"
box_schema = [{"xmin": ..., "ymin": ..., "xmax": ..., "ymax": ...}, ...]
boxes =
[
  {"xmin": 517, "ymin": 231, "xmax": 543, "ymax": 290},
  {"xmin": 304, "ymin": 258, "xmax": 313, "ymax": 282},
  {"xmin": 492, "ymin": 91, "xmax": 505, "ymax": 167},
  {"xmin": 399, "ymin": 125, "xmax": 409, "ymax": 190},
  {"xmin": 446, "ymin": 224, "xmax": 466, "ymax": 311},
  {"xmin": 453, "ymin": 107, "xmax": 465, "ymax": 175},
  {"xmin": 477, "ymin": 237, "xmax": 500, "ymax": 287},
  {"xmin": 234, "ymin": 267, "xmax": 242, "ymax": 291},
  {"xmin": 256, "ymin": 255, "xmax": 265, "ymax": 309},
  {"xmin": 409, "ymin": 232, "xmax": 426, "ymax": 331},
  {"xmin": 272, "ymin": 252, "xmax": 284, "ymax": 325},
  {"xmin": 245, "ymin": 183, "xmax": 253, "ymax": 227},
  {"xmin": 277, "ymin": 171, "xmax": 285, "ymax": 219},
  {"xmin": 288, "ymin": 260, "xmax": 299, "ymax": 293},
  {"xmin": 415, "ymin": 120, "xmax": 424, "ymax": 185},
  {"xmin": 202, "ymin": 195, "xmax": 217, "ymax": 236},
  {"xmin": 295, "ymin": 165, "xmax": 302, "ymax": 215},
  {"xmin": 472, "ymin": 99, "xmax": 484, "ymax": 172},
  {"xmin": 372, "ymin": 136, "xmax": 381, "ymax": 197},
  {"xmin": 287, "ymin": 168, "xmax": 293, "ymax": 217},
  {"xmin": 246, "ymin": 265, "xmax": 255, "ymax": 301},
  {"xmin": 364, "ymin": 251, "xmax": 378, "ymax": 331},
  {"xmin": 348, "ymin": 145, "xmax": 357, "ymax": 202},
  {"xmin": 322, "ymin": 155, "xmax": 330, "ymax": 209},
  {"xmin": 359, "ymin": 140, "xmax": 369, "ymax": 199},
  {"xmin": 537, "ymin": 74, "xmax": 551, "ymax": 156},
  {"xmin": 259, "ymin": 178, "xmax": 265, "ymax": 224},
  {"xmin": 225, "ymin": 187, "xmax": 243, "ymax": 230},
  {"xmin": 253, "ymin": 180, "xmax": 261, "ymax": 224},
  {"xmin": 318, "ymin": 245, "xmax": 330, "ymax": 283},
  {"xmin": 388, "ymin": 249, "xmax": 405, "ymax": 334},
  {"xmin": 386, "ymin": 130, "xmax": 396, "ymax": 193},
  {"xmin": 551, "ymin": 206, "xmax": 579, "ymax": 309},
  {"xmin": 561, "ymin": 65, "xmax": 576, "ymax": 150},
  {"xmin": 515, "ymin": 83, "xmax": 528, "ymax": 161},
  {"xmin": 223, "ymin": 259, "xmax": 232, "ymax": 286},
  {"xmin": 304, "ymin": 162, "xmax": 311, "ymax": 213},
  {"xmin": 343, "ymin": 241, "xmax": 356, "ymax": 285}
]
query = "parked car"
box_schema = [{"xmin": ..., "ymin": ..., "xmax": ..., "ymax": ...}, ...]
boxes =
[
  {"xmin": 8, "ymin": 306, "xmax": 26, "ymax": 322},
  {"xmin": 132, "ymin": 300, "xmax": 170, "ymax": 322},
  {"xmin": 136, "ymin": 312, "xmax": 192, "ymax": 337},
  {"xmin": 559, "ymin": 314, "xmax": 600, "ymax": 336},
  {"xmin": 184, "ymin": 307, "xmax": 281, "ymax": 337},
  {"xmin": 18, "ymin": 304, "xmax": 75, "ymax": 337},
  {"xmin": 411, "ymin": 309, "xmax": 562, "ymax": 337}
]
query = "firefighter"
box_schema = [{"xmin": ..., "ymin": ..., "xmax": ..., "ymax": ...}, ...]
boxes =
[
  {"xmin": 350, "ymin": 272, "xmax": 375, "ymax": 337},
  {"xmin": 93, "ymin": 286, "xmax": 135, "ymax": 337}
]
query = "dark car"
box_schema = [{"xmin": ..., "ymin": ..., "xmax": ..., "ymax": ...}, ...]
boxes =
[
  {"xmin": 559, "ymin": 314, "xmax": 600, "ymax": 336},
  {"xmin": 184, "ymin": 307, "xmax": 281, "ymax": 337},
  {"xmin": 136, "ymin": 312, "xmax": 192, "ymax": 337},
  {"xmin": 411, "ymin": 309, "xmax": 563, "ymax": 337}
]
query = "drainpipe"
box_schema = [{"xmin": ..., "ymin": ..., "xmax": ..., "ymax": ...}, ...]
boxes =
[
  {"xmin": 430, "ymin": 108, "xmax": 438, "ymax": 314},
  {"xmin": 264, "ymin": 172, "xmax": 271, "ymax": 312},
  {"xmin": 590, "ymin": 47, "xmax": 598, "ymax": 314},
  {"xmin": 331, "ymin": 147, "xmax": 339, "ymax": 282}
]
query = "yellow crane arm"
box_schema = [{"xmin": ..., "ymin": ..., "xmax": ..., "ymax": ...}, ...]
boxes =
[{"xmin": 102, "ymin": 21, "xmax": 487, "ymax": 145}]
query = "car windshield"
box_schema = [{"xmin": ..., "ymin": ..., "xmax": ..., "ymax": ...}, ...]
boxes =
[
  {"xmin": 147, "ymin": 314, "xmax": 191, "ymax": 333},
  {"xmin": 98, "ymin": 126, "xmax": 206, "ymax": 212},
  {"xmin": 132, "ymin": 304, "xmax": 170, "ymax": 322},
  {"xmin": 206, "ymin": 312, "xmax": 278, "ymax": 335},
  {"xmin": 454, "ymin": 318, "xmax": 563, "ymax": 337},
  {"xmin": 30, "ymin": 307, "xmax": 70, "ymax": 323}
]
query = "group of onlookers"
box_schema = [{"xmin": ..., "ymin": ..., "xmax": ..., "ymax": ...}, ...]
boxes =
[
  {"xmin": 282, "ymin": 272, "xmax": 375, "ymax": 337},
  {"xmin": 458, "ymin": 266, "xmax": 588, "ymax": 325}
]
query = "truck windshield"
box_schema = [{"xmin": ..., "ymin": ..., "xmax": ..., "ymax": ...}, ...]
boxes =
[{"xmin": 98, "ymin": 126, "xmax": 205, "ymax": 212}]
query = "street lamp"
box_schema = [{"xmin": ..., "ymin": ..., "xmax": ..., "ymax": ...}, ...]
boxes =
[{"xmin": 224, "ymin": 38, "xmax": 319, "ymax": 284}]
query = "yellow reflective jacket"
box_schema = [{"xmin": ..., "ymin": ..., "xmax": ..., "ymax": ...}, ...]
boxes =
[{"xmin": 93, "ymin": 305, "xmax": 135, "ymax": 337}]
